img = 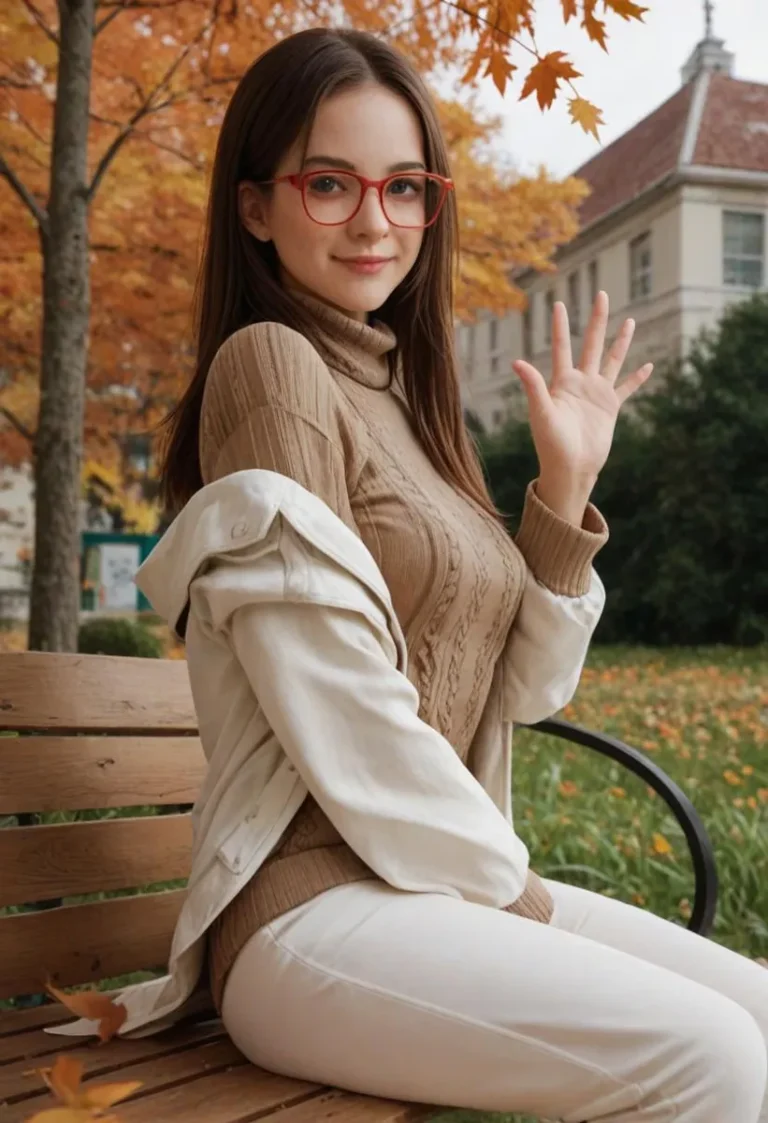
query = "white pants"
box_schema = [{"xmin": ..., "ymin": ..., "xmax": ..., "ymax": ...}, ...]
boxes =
[{"xmin": 221, "ymin": 879, "xmax": 768, "ymax": 1122}]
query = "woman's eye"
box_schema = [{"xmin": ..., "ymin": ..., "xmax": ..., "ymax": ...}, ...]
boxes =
[
  {"xmin": 307, "ymin": 175, "xmax": 344, "ymax": 194},
  {"xmin": 387, "ymin": 177, "xmax": 423, "ymax": 196}
]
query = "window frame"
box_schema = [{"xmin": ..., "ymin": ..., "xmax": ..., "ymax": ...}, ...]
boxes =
[
  {"xmin": 722, "ymin": 210, "xmax": 765, "ymax": 290},
  {"xmin": 567, "ymin": 270, "xmax": 581, "ymax": 334},
  {"xmin": 629, "ymin": 231, "xmax": 652, "ymax": 302}
]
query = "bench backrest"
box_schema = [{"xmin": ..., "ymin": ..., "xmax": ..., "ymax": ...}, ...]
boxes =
[{"xmin": 0, "ymin": 651, "xmax": 205, "ymax": 1001}]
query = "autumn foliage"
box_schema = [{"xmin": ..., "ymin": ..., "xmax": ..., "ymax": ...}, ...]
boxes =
[
  {"xmin": 25, "ymin": 1054, "xmax": 141, "ymax": 1123},
  {"xmin": 1, "ymin": 0, "xmax": 647, "ymax": 501}
]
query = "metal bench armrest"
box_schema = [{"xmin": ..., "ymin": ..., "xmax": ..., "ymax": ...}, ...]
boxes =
[{"xmin": 519, "ymin": 718, "xmax": 718, "ymax": 937}]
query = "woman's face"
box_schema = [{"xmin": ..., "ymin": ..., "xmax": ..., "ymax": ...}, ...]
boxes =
[{"xmin": 239, "ymin": 83, "xmax": 428, "ymax": 321}]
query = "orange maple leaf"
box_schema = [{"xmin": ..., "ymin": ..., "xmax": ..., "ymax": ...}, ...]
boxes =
[
  {"xmin": 24, "ymin": 1054, "xmax": 142, "ymax": 1123},
  {"xmin": 583, "ymin": 9, "xmax": 608, "ymax": 50},
  {"xmin": 44, "ymin": 978, "xmax": 127, "ymax": 1044},
  {"xmin": 569, "ymin": 96, "xmax": 605, "ymax": 139},
  {"xmin": 483, "ymin": 50, "xmax": 516, "ymax": 97},
  {"xmin": 520, "ymin": 51, "xmax": 582, "ymax": 110},
  {"xmin": 603, "ymin": 0, "xmax": 648, "ymax": 19},
  {"xmin": 560, "ymin": 0, "xmax": 578, "ymax": 20}
]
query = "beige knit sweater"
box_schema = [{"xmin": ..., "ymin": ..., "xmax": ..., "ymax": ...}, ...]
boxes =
[{"xmin": 198, "ymin": 293, "xmax": 608, "ymax": 1012}]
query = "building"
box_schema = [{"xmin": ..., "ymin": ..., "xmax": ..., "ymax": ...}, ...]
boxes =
[{"xmin": 459, "ymin": 24, "xmax": 768, "ymax": 433}]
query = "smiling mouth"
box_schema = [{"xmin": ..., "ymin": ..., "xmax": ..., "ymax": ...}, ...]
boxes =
[{"xmin": 335, "ymin": 257, "xmax": 394, "ymax": 265}]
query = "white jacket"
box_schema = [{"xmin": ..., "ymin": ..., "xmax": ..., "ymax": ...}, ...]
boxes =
[{"xmin": 47, "ymin": 469, "xmax": 604, "ymax": 1039}]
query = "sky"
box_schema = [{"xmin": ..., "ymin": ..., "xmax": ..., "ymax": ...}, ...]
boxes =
[{"xmin": 464, "ymin": 0, "xmax": 768, "ymax": 178}]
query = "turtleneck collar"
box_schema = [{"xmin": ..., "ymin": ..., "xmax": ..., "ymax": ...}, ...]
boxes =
[{"xmin": 291, "ymin": 289, "xmax": 397, "ymax": 391}]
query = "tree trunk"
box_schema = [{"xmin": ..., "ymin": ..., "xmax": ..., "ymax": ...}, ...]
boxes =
[{"xmin": 28, "ymin": 0, "xmax": 95, "ymax": 652}]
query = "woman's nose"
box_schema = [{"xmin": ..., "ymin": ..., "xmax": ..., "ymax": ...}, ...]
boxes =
[{"xmin": 349, "ymin": 185, "xmax": 390, "ymax": 237}]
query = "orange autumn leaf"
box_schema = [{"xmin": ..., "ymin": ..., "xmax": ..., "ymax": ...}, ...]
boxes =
[
  {"xmin": 25, "ymin": 1054, "xmax": 142, "ymax": 1123},
  {"xmin": 45, "ymin": 979, "xmax": 127, "ymax": 1043},
  {"xmin": 484, "ymin": 50, "xmax": 516, "ymax": 96},
  {"xmin": 583, "ymin": 9, "xmax": 609, "ymax": 50},
  {"xmin": 569, "ymin": 96, "xmax": 605, "ymax": 139},
  {"xmin": 604, "ymin": 0, "xmax": 648, "ymax": 19},
  {"xmin": 520, "ymin": 51, "xmax": 582, "ymax": 110},
  {"xmin": 560, "ymin": 0, "xmax": 578, "ymax": 20}
]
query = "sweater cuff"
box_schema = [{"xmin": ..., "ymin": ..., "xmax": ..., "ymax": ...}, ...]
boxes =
[
  {"xmin": 514, "ymin": 479, "xmax": 609, "ymax": 598},
  {"xmin": 503, "ymin": 869, "xmax": 555, "ymax": 924}
]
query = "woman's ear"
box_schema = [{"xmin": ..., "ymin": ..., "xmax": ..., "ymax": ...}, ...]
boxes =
[{"xmin": 238, "ymin": 181, "xmax": 272, "ymax": 242}]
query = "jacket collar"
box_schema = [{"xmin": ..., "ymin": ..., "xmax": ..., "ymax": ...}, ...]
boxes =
[{"xmin": 136, "ymin": 470, "xmax": 401, "ymax": 645}]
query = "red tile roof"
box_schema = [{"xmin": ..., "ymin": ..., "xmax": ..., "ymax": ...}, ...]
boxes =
[
  {"xmin": 574, "ymin": 71, "xmax": 768, "ymax": 231},
  {"xmin": 693, "ymin": 73, "xmax": 768, "ymax": 172},
  {"xmin": 576, "ymin": 84, "xmax": 694, "ymax": 229}
]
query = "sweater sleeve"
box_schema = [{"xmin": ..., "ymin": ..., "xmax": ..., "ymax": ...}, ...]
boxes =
[
  {"xmin": 200, "ymin": 322, "xmax": 357, "ymax": 531},
  {"xmin": 514, "ymin": 479, "xmax": 608, "ymax": 597}
]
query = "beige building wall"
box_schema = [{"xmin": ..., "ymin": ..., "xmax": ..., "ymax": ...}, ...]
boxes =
[{"xmin": 460, "ymin": 175, "xmax": 768, "ymax": 433}]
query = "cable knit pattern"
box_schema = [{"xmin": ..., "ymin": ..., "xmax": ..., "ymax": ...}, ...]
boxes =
[{"xmin": 199, "ymin": 292, "xmax": 607, "ymax": 1012}]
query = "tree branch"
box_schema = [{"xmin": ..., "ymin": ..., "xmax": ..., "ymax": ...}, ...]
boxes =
[
  {"xmin": 0, "ymin": 405, "xmax": 35, "ymax": 444},
  {"xmin": 20, "ymin": 0, "xmax": 59, "ymax": 44},
  {"xmin": 87, "ymin": 9, "xmax": 216, "ymax": 200},
  {"xmin": 0, "ymin": 153, "xmax": 49, "ymax": 234},
  {"xmin": 95, "ymin": 0, "xmax": 198, "ymax": 35}
]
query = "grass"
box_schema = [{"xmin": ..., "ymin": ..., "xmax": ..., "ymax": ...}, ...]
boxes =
[
  {"xmin": 431, "ymin": 644, "xmax": 768, "ymax": 1123},
  {"xmin": 2, "ymin": 642, "xmax": 767, "ymax": 1123}
]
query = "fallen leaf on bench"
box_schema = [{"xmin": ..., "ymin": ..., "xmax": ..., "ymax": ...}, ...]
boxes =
[
  {"xmin": 44, "ymin": 978, "xmax": 127, "ymax": 1043},
  {"xmin": 24, "ymin": 1053, "xmax": 142, "ymax": 1122}
]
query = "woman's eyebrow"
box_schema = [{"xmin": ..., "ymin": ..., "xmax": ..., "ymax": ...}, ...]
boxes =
[{"xmin": 302, "ymin": 155, "xmax": 427, "ymax": 172}]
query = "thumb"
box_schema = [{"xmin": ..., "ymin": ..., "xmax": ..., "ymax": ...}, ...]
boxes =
[{"xmin": 512, "ymin": 360, "xmax": 551, "ymax": 415}]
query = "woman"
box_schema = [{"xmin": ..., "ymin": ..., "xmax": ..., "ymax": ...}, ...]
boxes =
[{"xmin": 52, "ymin": 25, "xmax": 768, "ymax": 1122}]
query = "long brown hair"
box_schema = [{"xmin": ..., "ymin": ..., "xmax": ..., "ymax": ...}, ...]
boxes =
[{"xmin": 161, "ymin": 27, "xmax": 502, "ymax": 524}]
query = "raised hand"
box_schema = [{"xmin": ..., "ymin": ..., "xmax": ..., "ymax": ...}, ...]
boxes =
[{"xmin": 512, "ymin": 290, "xmax": 653, "ymax": 523}]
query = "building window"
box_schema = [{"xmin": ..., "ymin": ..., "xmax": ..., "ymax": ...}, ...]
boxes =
[
  {"xmin": 588, "ymin": 258, "xmax": 599, "ymax": 306},
  {"xmin": 567, "ymin": 270, "xmax": 581, "ymax": 334},
  {"xmin": 544, "ymin": 289, "xmax": 555, "ymax": 344},
  {"xmin": 489, "ymin": 318, "xmax": 499, "ymax": 375},
  {"xmin": 464, "ymin": 324, "xmax": 475, "ymax": 380},
  {"xmin": 629, "ymin": 232, "xmax": 652, "ymax": 301},
  {"xmin": 522, "ymin": 304, "xmax": 532, "ymax": 359},
  {"xmin": 723, "ymin": 211, "xmax": 764, "ymax": 288}
]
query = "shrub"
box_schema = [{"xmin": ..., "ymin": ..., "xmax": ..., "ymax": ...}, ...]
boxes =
[{"xmin": 78, "ymin": 617, "xmax": 163, "ymax": 658}]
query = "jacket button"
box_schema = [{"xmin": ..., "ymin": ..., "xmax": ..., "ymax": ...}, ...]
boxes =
[{"xmin": 231, "ymin": 520, "xmax": 248, "ymax": 539}]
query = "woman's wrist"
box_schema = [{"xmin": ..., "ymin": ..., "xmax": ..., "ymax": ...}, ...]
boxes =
[{"xmin": 535, "ymin": 469, "xmax": 597, "ymax": 527}]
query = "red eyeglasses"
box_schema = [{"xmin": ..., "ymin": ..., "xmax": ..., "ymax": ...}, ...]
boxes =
[{"xmin": 260, "ymin": 169, "xmax": 454, "ymax": 229}]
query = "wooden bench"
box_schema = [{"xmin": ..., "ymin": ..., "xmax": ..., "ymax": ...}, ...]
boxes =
[{"xmin": 0, "ymin": 651, "xmax": 719, "ymax": 1122}]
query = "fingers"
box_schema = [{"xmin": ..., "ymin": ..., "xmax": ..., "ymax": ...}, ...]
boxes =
[
  {"xmin": 578, "ymin": 290, "xmax": 609, "ymax": 375},
  {"xmin": 616, "ymin": 362, "xmax": 654, "ymax": 405},
  {"xmin": 551, "ymin": 301, "xmax": 573, "ymax": 385},
  {"xmin": 601, "ymin": 318, "xmax": 636, "ymax": 384},
  {"xmin": 512, "ymin": 359, "xmax": 551, "ymax": 415}
]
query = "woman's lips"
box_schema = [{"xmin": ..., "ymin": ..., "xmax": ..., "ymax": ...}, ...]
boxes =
[{"xmin": 335, "ymin": 257, "xmax": 394, "ymax": 275}]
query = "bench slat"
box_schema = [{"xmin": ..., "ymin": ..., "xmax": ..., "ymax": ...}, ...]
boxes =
[
  {"xmin": 267, "ymin": 1092, "xmax": 434, "ymax": 1121},
  {"xmin": 0, "ymin": 1020, "xmax": 227, "ymax": 1104},
  {"xmin": 0, "ymin": 653, "xmax": 196, "ymax": 733},
  {"xmin": 0, "ymin": 889, "xmax": 185, "ymax": 999},
  {"xmin": 0, "ymin": 1001, "xmax": 73, "ymax": 1038},
  {"xmin": 0, "ymin": 1036, "xmax": 246, "ymax": 1120},
  {"xmin": 0, "ymin": 736, "xmax": 205, "ymax": 813},
  {"xmin": 115, "ymin": 1064, "xmax": 322, "ymax": 1123},
  {"xmin": 0, "ymin": 816, "xmax": 193, "ymax": 907}
]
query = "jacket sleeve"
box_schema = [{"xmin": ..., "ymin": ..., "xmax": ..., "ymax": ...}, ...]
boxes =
[
  {"xmin": 207, "ymin": 537, "xmax": 534, "ymax": 911},
  {"xmin": 500, "ymin": 480, "xmax": 608, "ymax": 725}
]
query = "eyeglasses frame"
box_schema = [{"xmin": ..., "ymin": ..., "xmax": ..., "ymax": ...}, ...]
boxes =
[{"xmin": 258, "ymin": 168, "xmax": 455, "ymax": 229}]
